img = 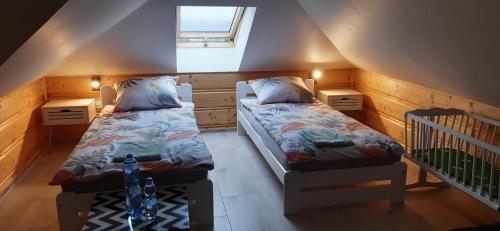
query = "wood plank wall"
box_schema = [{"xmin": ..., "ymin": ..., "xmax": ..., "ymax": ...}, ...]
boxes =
[
  {"xmin": 45, "ymin": 69, "xmax": 351, "ymax": 138},
  {"xmin": 1, "ymin": 68, "xmax": 496, "ymax": 195},
  {"xmin": 0, "ymin": 79, "xmax": 47, "ymax": 196},
  {"xmin": 351, "ymin": 69, "xmax": 500, "ymax": 145},
  {"xmin": 38, "ymin": 68, "xmax": 500, "ymax": 145}
]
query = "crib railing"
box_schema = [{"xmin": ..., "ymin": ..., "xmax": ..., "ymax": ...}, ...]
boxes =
[{"xmin": 405, "ymin": 108, "xmax": 500, "ymax": 211}]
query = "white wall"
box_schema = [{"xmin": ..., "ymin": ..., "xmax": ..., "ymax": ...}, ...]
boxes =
[
  {"xmin": 297, "ymin": 0, "xmax": 500, "ymax": 107},
  {"xmin": 239, "ymin": 0, "xmax": 352, "ymax": 71},
  {"xmin": 49, "ymin": 0, "xmax": 177, "ymax": 75},
  {"xmin": 48, "ymin": 0, "xmax": 352, "ymax": 76}
]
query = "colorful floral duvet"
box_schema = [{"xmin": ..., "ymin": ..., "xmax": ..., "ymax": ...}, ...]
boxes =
[
  {"xmin": 241, "ymin": 99, "xmax": 403, "ymax": 171},
  {"xmin": 49, "ymin": 103, "xmax": 213, "ymax": 185}
]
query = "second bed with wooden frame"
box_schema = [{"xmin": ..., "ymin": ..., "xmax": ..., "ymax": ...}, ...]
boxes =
[{"xmin": 236, "ymin": 79, "xmax": 407, "ymax": 215}]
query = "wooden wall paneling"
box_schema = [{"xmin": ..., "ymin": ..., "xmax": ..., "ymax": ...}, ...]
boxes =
[
  {"xmin": 359, "ymin": 108, "xmax": 406, "ymax": 144},
  {"xmin": 0, "ymin": 89, "xmax": 28, "ymax": 123},
  {"xmin": 45, "ymin": 70, "xmax": 351, "ymax": 95},
  {"xmin": 353, "ymin": 70, "xmax": 430, "ymax": 107},
  {"xmin": 352, "ymin": 70, "xmax": 500, "ymax": 121},
  {"xmin": 100, "ymin": 71, "xmax": 312, "ymax": 90},
  {"xmin": 316, "ymin": 69, "xmax": 352, "ymax": 89},
  {"xmin": 0, "ymin": 104, "xmax": 43, "ymax": 152},
  {"xmin": 0, "ymin": 124, "xmax": 45, "ymax": 187},
  {"xmin": 179, "ymin": 74, "xmax": 248, "ymax": 90},
  {"xmin": 341, "ymin": 110, "xmax": 364, "ymax": 121},
  {"xmin": 101, "ymin": 73, "xmax": 171, "ymax": 87},
  {"xmin": 46, "ymin": 70, "xmax": 497, "ymax": 148},
  {"xmin": 44, "ymin": 70, "xmax": 354, "ymax": 130},
  {"xmin": 193, "ymin": 90, "xmax": 236, "ymax": 109},
  {"xmin": 354, "ymin": 85, "xmax": 417, "ymax": 122},
  {"xmin": 45, "ymin": 76, "xmax": 100, "ymax": 99},
  {"xmin": 0, "ymin": 79, "xmax": 47, "ymax": 196},
  {"xmin": 41, "ymin": 76, "xmax": 48, "ymax": 100},
  {"xmin": 351, "ymin": 69, "xmax": 500, "ymax": 149},
  {"xmin": 47, "ymin": 70, "xmax": 314, "ymax": 93},
  {"xmin": 0, "ymin": 79, "xmax": 45, "ymax": 133},
  {"xmin": 0, "ymin": 80, "xmax": 43, "ymax": 124}
]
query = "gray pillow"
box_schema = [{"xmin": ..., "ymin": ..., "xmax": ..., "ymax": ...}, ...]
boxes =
[
  {"xmin": 114, "ymin": 76, "xmax": 182, "ymax": 112},
  {"xmin": 248, "ymin": 77, "xmax": 313, "ymax": 104}
]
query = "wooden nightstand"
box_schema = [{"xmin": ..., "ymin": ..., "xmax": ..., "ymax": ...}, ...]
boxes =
[
  {"xmin": 317, "ymin": 89, "xmax": 363, "ymax": 111},
  {"xmin": 42, "ymin": 99, "xmax": 96, "ymax": 148}
]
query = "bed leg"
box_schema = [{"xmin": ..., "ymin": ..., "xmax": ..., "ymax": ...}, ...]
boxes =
[
  {"xmin": 390, "ymin": 162, "xmax": 407, "ymax": 206},
  {"xmin": 283, "ymin": 172, "xmax": 301, "ymax": 215},
  {"xmin": 405, "ymin": 166, "xmax": 449, "ymax": 189},
  {"xmin": 56, "ymin": 192, "xmax": 95, "ymax": 231},
  {"xmin": 237, "ymin": 120, "xmax": 247, "ymax": 136},
  {"xmin": 186, "ymin": 179, "xmax": 214, "ymax": 229}
]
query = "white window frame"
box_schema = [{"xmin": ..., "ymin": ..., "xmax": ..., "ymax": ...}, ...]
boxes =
[{"xmin": 176, "ymin": 6, "xmax": 246, "ymax": 48}]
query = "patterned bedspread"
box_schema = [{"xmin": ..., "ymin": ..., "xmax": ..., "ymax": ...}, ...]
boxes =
[
  {"xmin": 49, "ymin": 103, "xmax": 213, "ymax": 185},
  {"xmin": 241, "ymin": 98, "xmax": 403, "ymax": 170}
]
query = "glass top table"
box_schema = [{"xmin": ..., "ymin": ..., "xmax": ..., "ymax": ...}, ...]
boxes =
[{"xmin": 81, "ymin": 185, "xmax": 189, "ymax": 231}]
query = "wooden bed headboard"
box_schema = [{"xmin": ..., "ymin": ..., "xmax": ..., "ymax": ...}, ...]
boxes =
[
  {"xmin": 100, "ymin": 83, "xmax": 193, "ymax": 107},
  {"xmin": 235, "ymin": 79, "xmax": 315, "ymax": 110}
]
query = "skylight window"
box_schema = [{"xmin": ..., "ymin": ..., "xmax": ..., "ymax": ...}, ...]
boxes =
[{"xmin": 177, "ymin": 6, "xmax": 246, "ymax": 48}]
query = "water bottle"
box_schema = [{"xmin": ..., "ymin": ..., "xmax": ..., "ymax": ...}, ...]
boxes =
[
  {"xmin": 143, "ymin": 177, "xmax": 158, "ymax": 220},
  {"xmin": 128, "ymin": 181, "xmax": 143, "ymax": 221},
  {"xmin": 123, "ymin": 153, "xmax": 142, "ymax": 220}
]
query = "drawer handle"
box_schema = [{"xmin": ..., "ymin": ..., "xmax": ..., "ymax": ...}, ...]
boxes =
[
  {"xmin": 60, "ymin": 109, "xmax": 71, "ymax": 112},
  {"xmin": 341, "ymin": 97, "xmax": 349, "ymax": 100}
]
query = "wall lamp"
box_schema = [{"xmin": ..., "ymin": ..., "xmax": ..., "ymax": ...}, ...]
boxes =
[
  {"xmin": 91, "ymin": 75, "xmax": 101, "ymax": 91},
  {"xmin": 312, "ymin": 70, "xmax": 322, "ymax": 79}
]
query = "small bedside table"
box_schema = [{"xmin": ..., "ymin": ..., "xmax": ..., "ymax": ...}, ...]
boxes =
[
  {"xmin": 317, "ymin": 89, "xmax": 363, "ymax": 111},
  {"xmin": 42, "ymin": 99, "xmax": 96, "ymax": 148}
]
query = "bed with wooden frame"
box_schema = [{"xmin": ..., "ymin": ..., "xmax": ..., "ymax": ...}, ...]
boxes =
[
  {"xmin": 54, "ymin": 83, "xmax": 214, "ymax": 230},
  {"xmin": 236, "ymin": 79, "xmax": 407, "ymax": 215}
]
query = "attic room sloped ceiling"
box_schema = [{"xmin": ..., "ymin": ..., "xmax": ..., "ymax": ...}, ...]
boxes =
[
  {"xmin": 0, "ymin": 0, "xmax": 67, "ymax": 66},
  {"xmin": 48, "ymin": 0, "xmax": 352, "ymax": 75},
  {"xmin": 0, "ymin": 0, "xmax": 148, "ymax": 98},
  {"xmin": 238, "ymin": 0, "xmax": 352, "ymax": 71},
  {"xmin": 297, "ymin": 0, "xmax": 500, "ymax": 107},
  {"xmin": 49, "ymin": 0, "xmax": 178, "ymax": 75}
]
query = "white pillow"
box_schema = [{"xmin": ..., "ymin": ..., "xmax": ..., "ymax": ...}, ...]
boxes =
[
  {"xmin": 113, "ymin": 76, "xmax": 182, "ymax": 112},
  {"xmin": 248, "ymin": 77, "xmax": 313, "ymax": 104}
]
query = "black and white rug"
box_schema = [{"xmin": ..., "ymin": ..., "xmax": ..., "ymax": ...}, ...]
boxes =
[{"xmin": 82, "ymin": 185, "xmax": 189, "ymax": 231}]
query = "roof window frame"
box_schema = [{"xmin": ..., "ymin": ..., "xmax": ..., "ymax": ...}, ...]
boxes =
[{"xmin": 176, "ymin": 6, "xmax": 246, "ymax": 48}]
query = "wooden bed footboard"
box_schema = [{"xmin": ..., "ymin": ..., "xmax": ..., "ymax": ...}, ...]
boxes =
[{"xmin": 282, "ymin": 163, "xmax": 406, "ymax": 215}]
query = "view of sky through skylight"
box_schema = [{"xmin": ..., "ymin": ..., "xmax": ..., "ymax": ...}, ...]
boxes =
[{"xmin": 179, "ymin": 6, "xmax": 237, "ymax": 32}]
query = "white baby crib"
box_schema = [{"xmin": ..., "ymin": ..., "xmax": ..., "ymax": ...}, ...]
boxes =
[{"xmin": 405, "ymin": 108, "xmax": 500, "ymax": 211}]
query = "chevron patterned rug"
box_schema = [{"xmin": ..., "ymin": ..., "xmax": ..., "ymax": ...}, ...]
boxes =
[{"xmin": 82, "ymin": 185, "xmax": 189, "ymax": 230}]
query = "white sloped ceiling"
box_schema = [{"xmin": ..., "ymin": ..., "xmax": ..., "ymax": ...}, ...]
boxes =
[
  {"xmin": 0, "ymin": 0, "xmax": 148, "ymax": 97},
  {"xmin": 49, "ymin": 0, "xmax": 352, "ymax": 75},
  {"xmin": 238, "ymin": 0, "xmax": 352, "ymax": 71},
  {"xmin": 50, "ymin": 0, "xmax": 177, "ymax": 75},
  {"xmin": 297, "ymin": 0, "xmax": 500, "ymax": 107}
]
